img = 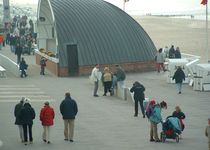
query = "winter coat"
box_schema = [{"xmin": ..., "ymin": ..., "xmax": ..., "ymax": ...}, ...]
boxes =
[
  {"xmin": 130, "ymin": 83, "xmax": 145, "ymax": 101},
  {"xmin": 40, "ymin": 59, "xmax": 47, "ymax": 67},
  {"xmin": 155, "ymin": 52, "xmax": 165, "ymax": 63},
  {"xmin": 175, "ymin": 50, "xmax": 181, "ymax": 58},
  {"xmin": 115, "ymin": 68, "xmax": 126, "ymax": 81},
  {"xmin": 172, "ymin": 68, "xmax": 185, "ymax": 83},
  {"xmin": 14, "ymin": 102, "xmax": 24, "ymax": 125},
  {"xmin": 172, "ymin": 111, "xmax": 185, "ymax": 119},
  {"xmin": 102, "ymin": 72, "xmax": 112, "ymax": 83},
  {"xmin": 149, "ymin": 104, "xmax": 162, "ymax": 124},
  {"xmin": 60, "ymin": 97, "xmax": 78, "ymax": 119},
  {"xmin": 91, "ymin": 67, "xmax": 100, "ymax": 82},
  {"xmin": 19, "ymin": 60, "xmax": 28, "ymax": 70},
  {"xmin": 19, "ymin": 103, "xmax": 36, "ymax": 125},
  {"xmin": 169, "ymin": 47, "xmax": 175, "ymax": 58},
  {"xmin": 172, "ymin": 111, "xmax": 186, "ymax": 130},
  {"xmin": 40, "ymin": 105, "xmax": 55, "ymax": 126},
  {"xmin": 15, "ymin": 46, "xmax": 23, "ymax": 56}
]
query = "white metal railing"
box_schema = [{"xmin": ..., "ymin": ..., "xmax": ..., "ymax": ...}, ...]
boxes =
[{"xmin": 0, "ymin": 54, "xmax": 20, "ymax": 77}]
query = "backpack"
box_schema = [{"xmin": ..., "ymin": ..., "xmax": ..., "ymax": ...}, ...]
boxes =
[{"xmin": 144, "ymin": 100, "xmax": 153, "ymax": 118}]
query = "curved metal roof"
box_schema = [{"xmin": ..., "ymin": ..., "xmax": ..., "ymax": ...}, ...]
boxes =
[{"xmin": 41, "ymin": 0, "xmax": 156, "ymax": 66}]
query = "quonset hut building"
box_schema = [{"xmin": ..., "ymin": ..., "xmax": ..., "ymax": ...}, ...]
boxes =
[{"xmin": 36, "ymin": 0, "xmax": 157, "ymax": 76}]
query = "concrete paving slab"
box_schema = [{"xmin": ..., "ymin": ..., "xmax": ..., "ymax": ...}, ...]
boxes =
[{"xmin": 0, "ymin": 46, "xmax": 209, "ymax": 150}]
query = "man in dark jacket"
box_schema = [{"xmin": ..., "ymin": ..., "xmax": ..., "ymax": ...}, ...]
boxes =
[
  {"xmin": 14, "ymin": 97, "xmax": 25, "ymax": 142},
  {"xmin": 169, "ymin": 45, "xmax": 175, "ymax": 58},
  {"xmin": 173, "ymin": 67, "xmax": 185, "ymax": 94},
  {"xmin": 15, "ymin": 43, "xmax": 23, "ymax": 64},
  {"xmin": 19, "ymin": 100, "xmax": 36, "ymax": 145},
  {"xmin": 130, "ymin": 81, "xmax": 145, "ymax": 118},
  {"xmin": 60, "ymin": 92, "xmax": 78, "ymax": 142}
]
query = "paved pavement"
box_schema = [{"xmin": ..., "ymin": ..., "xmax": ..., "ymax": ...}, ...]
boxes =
[{"xmin": 0, "ymin": 45, "xmax": 209, "ymax": 150}]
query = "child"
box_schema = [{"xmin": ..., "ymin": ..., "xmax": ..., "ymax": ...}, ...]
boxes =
[
  {"xmin": 172, "ymin": 106, "xmax": 185, "ymax": 131},
  {"xmin": 205, "ymin": 118, "xmax": 210, "ymax": 150},
  {"xmin": 40, "ymin": 57, "xmax": 47, "ymax": 75}
]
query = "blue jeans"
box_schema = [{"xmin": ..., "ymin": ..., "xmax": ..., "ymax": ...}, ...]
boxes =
[
  {"xmin": 176, "ymin": 83, "xmax": 182, "ymax": 93},
  {"xmin": 111, "ymin": 75, "xmax": 117, "ymax": 89}
]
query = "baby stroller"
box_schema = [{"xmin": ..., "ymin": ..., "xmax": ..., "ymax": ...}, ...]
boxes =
[{"xmin": 160, "ymin": 116, "xmax": 182, "ymax": 143}]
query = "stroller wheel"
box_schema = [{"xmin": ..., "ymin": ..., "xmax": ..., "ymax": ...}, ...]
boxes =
[{"xmin": 175, "ymin": 135, "xmax": 179, "ymax": 143}]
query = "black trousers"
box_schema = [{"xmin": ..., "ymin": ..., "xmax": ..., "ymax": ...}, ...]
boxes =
[
  {"xmin": 20, "ymin": 69, "xmax": 27, "ymax": 77},
  {"xmin": 134, "ymin": 99, "xmax": 145, "ymax": 116},
  {"xmin": 103, "ymin": 81, "xmax": 112, "ymax": 95},
  {"xmin": 23, "ymin": 124, "xmax": 33, "ymax": 142}
]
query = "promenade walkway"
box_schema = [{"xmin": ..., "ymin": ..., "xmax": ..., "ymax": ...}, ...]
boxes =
[{"xmin": 0, "ymin": 46, "xmax": 209, "ymax": 150}]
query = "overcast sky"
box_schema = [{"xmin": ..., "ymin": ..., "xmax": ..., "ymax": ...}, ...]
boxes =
[{"xmin": 10, "ymin": 0, "xmax": 205, "ymax": 14}]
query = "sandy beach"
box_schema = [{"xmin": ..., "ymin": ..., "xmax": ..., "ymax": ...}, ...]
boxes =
[{"xmin": 133, "ymin": 16, "xmax": 210, "ymax": 62}]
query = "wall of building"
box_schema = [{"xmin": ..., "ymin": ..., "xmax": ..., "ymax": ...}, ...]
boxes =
[
  {"xmin": 35, "ymin": 53, "xmax": 59, "ymax": 76},
  {"xmin": 36, "ymin": 52, "xmax": 155, "ymax": 77}
]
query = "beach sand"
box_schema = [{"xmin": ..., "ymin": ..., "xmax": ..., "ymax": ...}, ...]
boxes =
[{"xmin": 133, "ymin": 16, "xmax": 210, "ymax": 62}]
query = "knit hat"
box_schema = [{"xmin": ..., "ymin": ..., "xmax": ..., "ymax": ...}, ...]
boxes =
[
  {"xmin": 150, "ymin": 100, "xmax": 156, "ymax": 105},
  {"xmin": 24, "ymin": 98, "xmax": 30, "ymax": 104}
]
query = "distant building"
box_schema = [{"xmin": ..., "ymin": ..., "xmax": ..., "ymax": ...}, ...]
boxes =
[
  {"xmin": 3, "ymin": 0, "xmax": 10, "ymax": 27},
  {"xmin": 36, "ymin": 0, "xmax": 157, "ymax": 76}
]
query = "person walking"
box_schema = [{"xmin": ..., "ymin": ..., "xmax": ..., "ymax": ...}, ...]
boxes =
[
  {"xmin": 40, "ymin": 101, "xmax": 55, "ymax": 144},
  {"xmin": 15, "ymin": 43, "xmax": 23, "ymax": 64},
  {"xmin": 172, "ymin": 67, "xmax": 185, "ymax": 94},
  {"xmin": 19, "ymin": 57, "xmax": 28, "ymax": 78},
  {"xmin": 155, "ymin": 48, "xmax": 166, "ymax": 73},
  {"xmin": 205, "ymin": 118, "xmax": 210, "ymax": 150},
  {"xmin": 102, "ymin": 67, "xmax": 113, "ymax": 96},
  {"xmin": 19, "ymin": 100, "xmax": 36, "ymax": 145},
  {"xmin": 130, "ymin": 81, "xmax": 146, "ymax": 118},
  {"xmin": 0, "ymin": 34, "xmax": 4, "ymax": 50},
  {"xmin": 14, "ymin": 97, "xmax": 25, "ymax": 142},
  {"xmin": 90, "ymin": 64, "xmax": 101, "ymax": 97},
  {"xmin": 60, "ymin": 92, "xmax": 78, "ymax": 142},
  {"xmin": 40, "ymin": 57, "xmax": 47, "ymax": 75}
]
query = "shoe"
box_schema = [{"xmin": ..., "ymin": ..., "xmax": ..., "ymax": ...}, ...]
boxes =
[
  {"xmin": 134, "ymin": 114, "xmax": 138, "ymax": 117},
  {"xmin": 178, "ymin": 92, "xmax": 181, "ymax": 94},
  {"xmin": 143, "ymin": 115, "xmax": 145, "ymax": 118},
  {"xmin": 155, "ymin": 139, "xmax": 161, "ymax": 142},
  {"xmin": 150, "ymin": 138, "xmax": 155, "ymax": 142},
  {"xmin": 94, "ymin": 95, "xmax": 99, "ymax": 97},
  {"xmin": 47, "ymin": 141, "xmax": 51, "ymax": 144},
  {"xmin": 64, "ymin": 139, "xmax": 68, "ymax": 141},
  {"xmin": 43, "ymin": 139, "xmax": 47, "ymax": 142},
  {"xmin": 103, "ymin": 94, "xmax": 106, "ymax": 96},
  {"xmin": 70, "ymin": 140, "xmax": 74, "ymax": 142}
]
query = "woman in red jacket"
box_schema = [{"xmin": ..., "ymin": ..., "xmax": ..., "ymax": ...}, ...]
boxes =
[{"xmin": 40, "ymin": 101, "xmax": 55, "ymax": 144}]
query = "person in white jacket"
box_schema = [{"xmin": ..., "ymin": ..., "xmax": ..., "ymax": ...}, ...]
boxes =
[{"xmin": 91, "ymin": 64, "xmax": 100, "ymax": 97}]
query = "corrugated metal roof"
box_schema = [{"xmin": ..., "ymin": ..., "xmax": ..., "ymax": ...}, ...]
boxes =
[{"xmin": 47, "ymin": 0, "xmax": 157, "ymax": 66}]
